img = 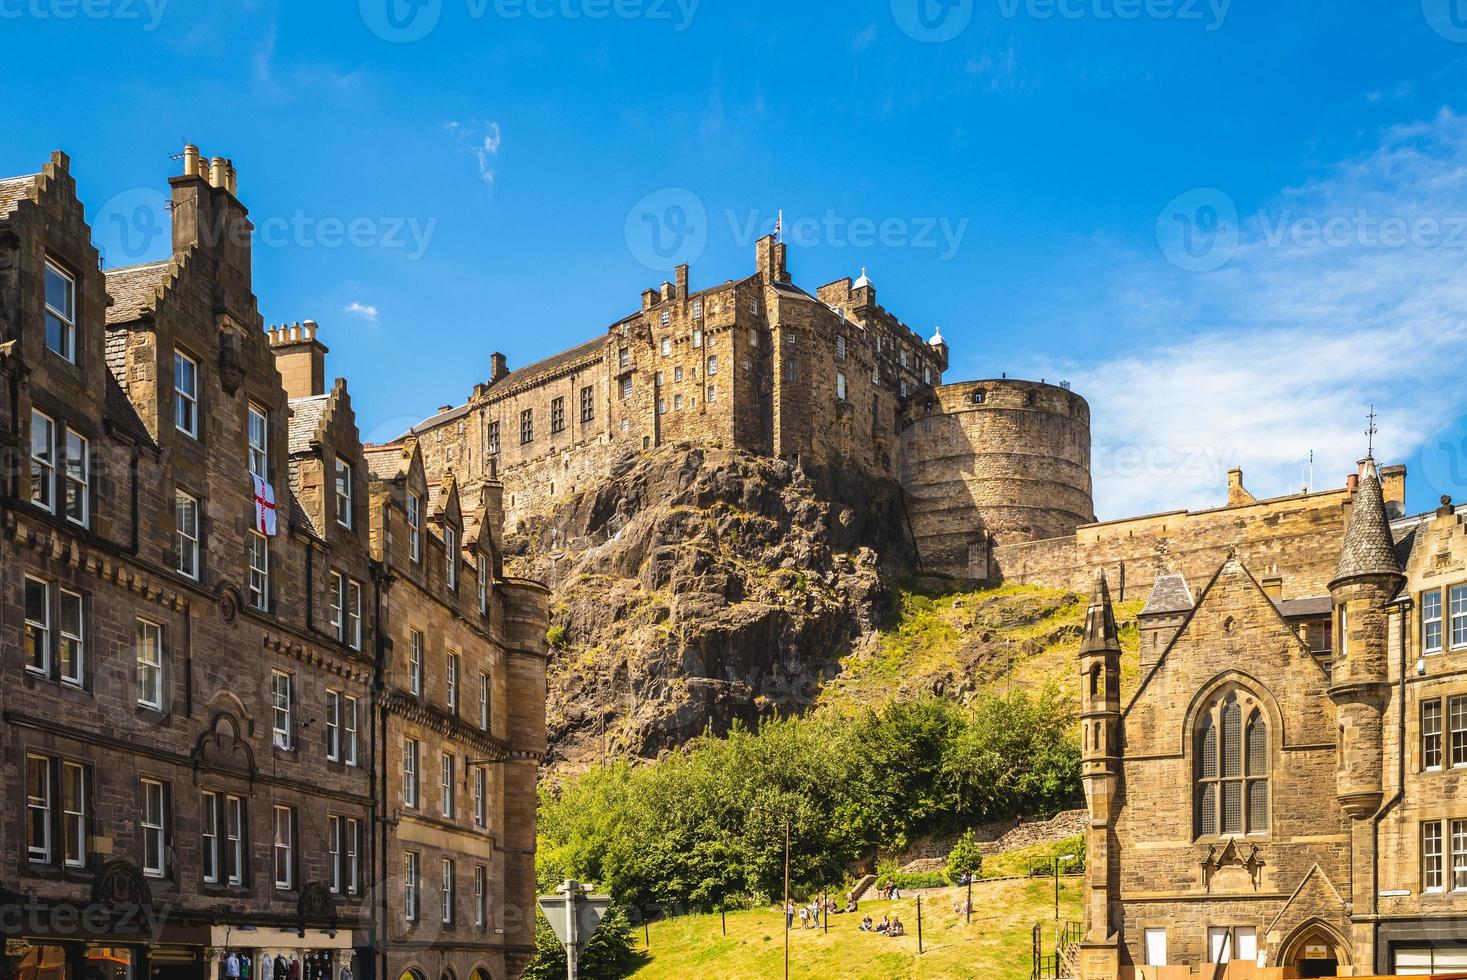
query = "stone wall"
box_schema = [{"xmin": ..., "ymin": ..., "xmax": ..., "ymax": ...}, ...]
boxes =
[{"xmin": 898, "ymin": 379, "xmax": 1094, "ymax": 578}]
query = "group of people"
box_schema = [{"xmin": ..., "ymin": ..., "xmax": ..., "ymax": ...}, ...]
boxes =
[
  {"xmin": 858, "ymin": 914, "xmax": 906, "ymax": 937},
  {"xmin": 874, "ymin": 881, "xmax": 902, "ymax": 901},
  {"xmin": 784, "ymin": 896, "xmax": 859, "ymax": 930}
]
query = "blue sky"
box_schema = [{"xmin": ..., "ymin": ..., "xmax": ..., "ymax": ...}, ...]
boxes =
[{"xmin": 4, "ymin": 0, "xmax": 1467, "ymax": 518}]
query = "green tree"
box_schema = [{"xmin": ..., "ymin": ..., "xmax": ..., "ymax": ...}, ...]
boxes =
[
  {"xmin": 945, "ymin": 830, "xmax": 984, "ymax": 882},
  {"xmin": 522, "ymin": 905, "xmax": 645, "ymax": 980}
]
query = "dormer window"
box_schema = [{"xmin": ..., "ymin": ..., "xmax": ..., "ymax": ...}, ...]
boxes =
[
  {"xmin": 174, "ymin": 351, "xmax": 199, "ymax": 438},
  {"xmin": 335, "ymin": 458, "xmax": 353, "ymax": 529},
  {"xmin": 248, "ymin": 404, "xmax": 270, "ymax": 480},
  {"xmin": 44, "ymin": 261, "xmax": 76, "ymax": 363}
]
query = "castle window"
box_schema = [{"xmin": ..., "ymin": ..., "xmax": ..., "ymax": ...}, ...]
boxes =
[
  {"xmin": 661, "ymin": 310, "xmax": 671, "ymax": 327},
  {"xmin": 707, "ymin": 385, "xmax": 717, "ymax": 402},
  {"xmin": 693, "ymin": 326, "xmax": 703, "ymax": 346},
  {"xmin": 1423, "ymin": 698, "xmax": 1443, "ymax": 770},
  {"xmin": 658, "ymin": 399, "xmax": 668, "ymax": 416},
  {"xmin": 673, "ymin": 394, "xmax": 683, "ymax": 411},
  {"xmin": 972, "ymin": 390, "xmax": 986, "ymax": 404},
  {"xmin": 1424, "ymin": 590, "xmax": 1443, "ymax": 654},
  {"xmin": 872, "ymin": 364, "xmax": 880, "ymax": 385},
  {"xmin": 900, "ymin": 350, "xmax": 909, "ymax": 369},
  {"xmin": 707, "ymin": 356, "xmax": 718, "ymax": 376},
  {"xmin": 551, "ymin": 397, "xmax": 565, "ymax": 435},
  {"xmin": 836, "ymin": 373, "xmax": 847, "ymax": 402},
  {"xmin": 1195, "ymin": 692, "xmax": 1268, "ymax": 837},
  {"xmin": 900, "ymin": 380, "xmax": 909, "ymax": 398},
  {"xmin": 618, "ymin": 347, "xmax": 630, "ymax": 369},
  {"xmin": 45, "ymin": 261, "xmax": 76, "ymax": 363},
  {"xmin": 520, "ymin": 409, "xmax": 533, "ymax": 445},
  {"xmin": 835, "ymin": 335, "xmax": 847, "ymax": 361},
  {"xmin": 674, "ymin": 366, "xmax": 683, "ymax": 383},
  {"xmin": 750, "ymin": 329, "xmax": 760, "ymax": 347},
  {"xmin": 487, "ymin": 422, "xmax": 500, "ymax": 456},
  {"xmin": 783, "ymin": 359, "xmax": 799, "ymax": 383},
  {"xmin": 655, "ymin": 371, "xmax": 664, "ymax": 386},
  {"xmin": 661, "ymin": 337, "xmax": 672, "ymax": 356},
  {"xmin": 1452, "ymin": 585, "xmax": 1467, "ymax": 649},
  {"xmin": 580, "ymin": 386, "xmax": 595, "ymax": 423},
  {"xmin": 692, "ymin": 301, "xmax": 703, "ymax": 321},
  {"xmin": 620, "ymin": 377, "xmax": 633, "ymax": 400},
  {"xmin": 1089, "ymin": 663, "xmax": 1102, "ymax": 698},
  {"xmin": 924, "ymin": 366, "xmax": 933, "ymax": 385}
]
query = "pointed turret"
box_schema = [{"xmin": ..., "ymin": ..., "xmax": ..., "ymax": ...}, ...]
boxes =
[
  {"xmin": 1332, "ymin": 457, "xmax": 1401, "ymax": 585},
  {"xmin": 1079, "ymin": 570, "xmax": 1122, "ymax": 964},
  {"xmin": 1328, "ymin": 455, "xmax": 1404, "ymax": 822}
]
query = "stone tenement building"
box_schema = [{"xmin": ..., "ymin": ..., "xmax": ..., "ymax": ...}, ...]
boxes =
[
  {"xmin": 0, "ymin": 150, "xmax": 548, "ymax": 980},
  {"xmin": 404, "ymin": 239, "xmax": 1095, "ymax": 577},
  {"xmin": 1077, "ymin": 458, "xmax": 1467, "ymax": 978}
]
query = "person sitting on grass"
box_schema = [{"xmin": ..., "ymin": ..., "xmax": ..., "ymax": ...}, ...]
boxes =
[
  {"xmin": 888, "ymin": 917, "xmax": 905, "ymax": 937},
  {"xmin": 859, "ymin": 915, "xmax": 873, "ymax": 932},
  {"xmin": 875, "ymin": 915, "xmax": 891, "ymax": 935},
  {"xmin": 845, "ymin": 898, "xmax": 858, "ymax": 914}
]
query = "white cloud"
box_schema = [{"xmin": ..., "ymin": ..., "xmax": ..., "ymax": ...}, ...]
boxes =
[
  {"xmin": 344, "ymin": 301, "xmax": 380, "ymax": 322},
  {"xmin": 446, "ymin": 120, "xmax": 503, "ymax": 186},
  {"xmin": 1048, "ymin": 107, "xmax": 1467, "ymax": 520}
]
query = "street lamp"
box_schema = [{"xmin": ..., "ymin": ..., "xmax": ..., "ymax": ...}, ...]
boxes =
[{"xmin": 1053, "ymin": 854, "xmax": 1078, "ymax": 925}]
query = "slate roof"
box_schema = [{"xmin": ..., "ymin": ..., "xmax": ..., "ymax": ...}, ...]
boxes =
[
  {"xmin": 105, "ymin": 261, "xmax": 171, "ymax": 324},
  {"xmin": 288, "ymin": 395, "xmax": 330, "ymax": 454},
  {"xmin": 1140, "ymin": 573, "xmax": 1194, "ymax": 617},
  {"xmin": 1334, "ymin": 461, "xmax": 1403, "ymax": 583},
  {"xmin": 1274, "ymin": 596, "xmax": 1333, "ymax": 618},
  {"xmin": 364, "ymin": 444, "xmax": 410, "ymax": 482},
  {"xmin": 0, "ymin": 175, "xmax": 37, "ymax": 219}
]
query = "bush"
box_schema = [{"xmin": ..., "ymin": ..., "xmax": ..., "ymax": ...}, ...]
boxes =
[
  {"xmin": 522, "ymin": 904, "xmax": 645, "ymax": 980},
  {"xmin": 945, "ymin": 831, "xmax": 983, "ymax": 882},
  {"xmin": 546, "ymin": 624, "xmax": 569, "ymax": 650}
]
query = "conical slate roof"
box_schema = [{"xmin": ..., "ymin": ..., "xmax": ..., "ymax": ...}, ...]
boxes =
[
  {"xmin": 1333, "ymin": 459, "xmax": 1403, "ymax": 584},
  {"xmin": 1080, "ymin": 570, "xmax": 1121, "ymax": 654}
]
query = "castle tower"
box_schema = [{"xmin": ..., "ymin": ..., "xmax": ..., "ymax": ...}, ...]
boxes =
[
  {"xmin": 1079, "ymin": 571, "xmax": 1122, "ymax": 978},
  {"xmin": 1327, "ymin": 456, "xmax": 1403, "ymax": 968}
]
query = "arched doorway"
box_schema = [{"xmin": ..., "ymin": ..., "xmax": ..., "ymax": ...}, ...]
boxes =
[{"xmin": 1280, "ymin": 924, "xmax": 1349, "ymax": 978}]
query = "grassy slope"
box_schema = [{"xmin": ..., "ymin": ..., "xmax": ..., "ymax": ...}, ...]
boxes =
[
  {"xmin": 632, "ymin": 877, "xmax": 1082, "ymax": 980},
  {"xmin": 817, "ymin": 576, "xmax": 1145, "ymax": 713},
  {"xmin": 981, "ymin": 834, "xmax": 1086, "ymax": 880}
]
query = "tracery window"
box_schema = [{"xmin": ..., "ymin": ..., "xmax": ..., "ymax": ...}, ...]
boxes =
[{"xmin": 1196, "ymin": 691, "xmax": 1269, "ymax": 837}]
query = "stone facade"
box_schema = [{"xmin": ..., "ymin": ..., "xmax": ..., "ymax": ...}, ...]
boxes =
[
  {"xmin": 0, "ymin": 150, "xmax": 547, "ymax": 980},
  {"xmin": 405, "ymin": 241, "xmax": 1096, "ymax": 575},
  {"xmin": 1080, "ymin": 459, "xmax": 1467, "ymax": 978}
]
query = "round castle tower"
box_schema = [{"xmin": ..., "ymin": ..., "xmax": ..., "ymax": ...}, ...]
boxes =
[{"xmin": 897, "ymin": 378, "xmax": 1095, "ymax": 578}]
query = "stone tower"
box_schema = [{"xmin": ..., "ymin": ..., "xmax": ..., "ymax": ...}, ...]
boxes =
[
  {"xmin": 1327, "ymin": 456, "xmax": 1403, "ymax": 966},
  {"xmin": 1079, "ymin": 571, "xmax": 1122, "ymax": 979}
]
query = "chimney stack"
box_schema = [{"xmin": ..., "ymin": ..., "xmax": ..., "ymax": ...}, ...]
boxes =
[
  {"xmin": 171, "ymin": 145, "xmax": 253, "ymax": 315},
  {"xmin": 489, "ymin": 352, "xmax": 509, "ymax": 384},
  {"xmin": 1380, "ymin": 464, "xmax": 1406, "ymax": 518},
  {"xmin": 675, "ymin": 264, "xmax": 689, "ymax": 303},
  {"xmin": 268, "ymin": 320, "xmax": 329, "ymax": 401}
]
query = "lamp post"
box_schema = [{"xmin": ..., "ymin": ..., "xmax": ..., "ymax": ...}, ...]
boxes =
[{"xmin": 1053, "ymin": 854, "xmax": 1078, "ymax": 927}]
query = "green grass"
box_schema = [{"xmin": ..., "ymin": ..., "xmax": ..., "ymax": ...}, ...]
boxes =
[
  {"xmin": 981, "ymin": 834, "xmax": 1086, "ymax": 880},
  {"xmin": 630, "ymin": 877, "xmax": 1082, "ymax": 980}
]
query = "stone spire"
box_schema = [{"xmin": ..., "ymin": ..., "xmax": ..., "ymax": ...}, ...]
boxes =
[
  {"xmin": 1332, "ymin": 457, "xmax": 1402, "ymax": 585},
  {"xmin": 1081, "ymin": 570, "xmax": 1120, "ymax": 654}
]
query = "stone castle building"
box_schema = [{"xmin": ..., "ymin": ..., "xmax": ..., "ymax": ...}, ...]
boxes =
[
  {"xmin": 1077, "ymin": 458, "xmax": 1467, "ymax": 978},
  {"xmin": 403, "ymin": 239, "xmax": 1095, "ymax": 577},
  {"xmin": 0, "ymin": 150, "xmax": 547, "ymax": 980}
]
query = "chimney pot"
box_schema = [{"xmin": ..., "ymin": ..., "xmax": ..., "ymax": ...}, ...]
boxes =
[
  {"xmin": 1346, "ymin": 473, "xmax": 1360, "ymax": 494},
  {"xmin": 183, "ymin": 145, "xmax": 200, "ymax": 179},
  {"xmin": 210, "ymin": 156, "xmax": 227, "ymax": 189}
]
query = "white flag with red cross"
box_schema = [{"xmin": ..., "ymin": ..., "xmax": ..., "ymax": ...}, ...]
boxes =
[{"xmin": 252, "ymin": 474, "xmax": 278, "ymax": 536}]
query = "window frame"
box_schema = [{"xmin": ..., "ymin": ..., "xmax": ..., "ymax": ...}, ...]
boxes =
[
  {"xmin": 441, "ymin": 752, "xmax": 455, "ymax": 819},
  {"xmin": 1424, "ymin": 698, "xmax": 1445, "ymax": 771},
  {"xmin": 30, "ymin": 410, "xmax": 55, "ymax": 512},
  {"xmin": 272, "ymin": 804, "xmax": 295, "ymax": 891},
  {"xmin": 404, "ymin": 851, "xmax": 420, "ymax": 922},
  {"xmin": 271, "ymin": 670, "xmax": 293, "ymax": 750},
  {"xmin": 403, "ymin": 737, "xmax": 420, "ymax": 808},
  {"xmin": 447, "ymin": 654, "xmax": 459, "ymax": 714},
  {"xmin": 247, "ymin": 403, "xmax": 270, "ymax": 481},
  {"xmin": 201, "ymin": 790, "xmax": 220, "ymax": 885},
  {"xmin": 1424, "ymin": 589, "xmax": 1444, "ymax": 654},
  {"xmin": 25, "ymin": 576, "xmax": 51, "ymax": 676},
  {"xmin": 44, "ymin": 260, "xmax": 77, "ymax": 363},
  {"xmin": 445, "ymin": 527, "xmax": 458, "ymax": 590},
  {"xmin": 1194, "ymin": 690, "xmax": 1270, "ymax": 839},
  {"xmin": 551, "ymin": 396, "xmax": 566, "ymax": 435},
  {"xmin": 343, "ymin": 694, "xmax": 358, "ymax": 767},
  {"xmin": 410, "ymin": 630, "xmax": 424, "ymax": 695},
  {"xmin": 173, "ymin": 349, "xmax": 199, "ymax": 439},
  {"xmin": 519, "ymin": 409, "xmax": 533, "ymax": 445},
  {"xmin": 63, "ymin": 428, "xmax": 88, "ymax": 526},
  {"xmin": 58, "ymin": 589, "xmax": 84, "ymax": 688},
  {"xmin": 326, "ymin": 691, "xmax": 342, "ymax": 762},
  {"xmin": 141, "ymin": 778, "xmax": 168, "ymax": 878},
  {"xmin": 580, "ymin": 385, "xmax": 595, "ymax": 423},
  {"xmin": 27, "ymin": 754, "xmax": 52, "ymax": 864},
  {"xmin": 175, "ymin": 489, "xmax": 200, "ymax": 580},
  {"xmin": 479, "ymin": 671, "xmax": 490, "ymax": 730},
  {"xmin": 225, "ymin": 795, "xmax": 245, "ymax": 886},
  {"xmin": 136, "ymin": 619, "xmax": 164, "ymax": 710},
  {"xmin": 441, "ymin": 857, "xmax": 455, "ymax": 924},
  {"xmin": 247, "ymin": 531, "xmax": 270, "ymax": 611},
  {"xmin": 335, "ymin": 457, "xmax": 354, "ymax": 529},
  {"xmin": 474, "ymin": 766, "xmax": 486, "ymax": 829},
  {"xmin": 408, "ymin": 492, "xmax": 423, "ymax": 562},
  {"xmin": 1451, "ymin": 694, "xmax": 1467, "ymax": 769},
  {"xmin": 1452, "ymin": 585, "xmax": 1467, "ymax": 650},
  {"xmin": 61, "ymin": 761, "xmax": 85, "ymax": 869},
  {"xmin": 1425, "ymin": 820, "xmax": 1446, "ymax": 893}
]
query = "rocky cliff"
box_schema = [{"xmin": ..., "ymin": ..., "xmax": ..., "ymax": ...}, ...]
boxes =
[{"xmin": 503, "ymin": 444, "xmax": 917, "ymax": 768}]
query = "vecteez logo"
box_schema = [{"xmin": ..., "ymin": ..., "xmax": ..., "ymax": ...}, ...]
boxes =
[
  {"xmin": 892, "ymin": 0, "xmax": 974, "ymax": 42},
  {"xmin": 360, "ymin": 0, "xmax": 443, "ymax": 42},
  {"xmin": 1155, "ymin": 187, "xmax": 1240, "ymax": 273},
  {"xmin": 1423, "ymin": 0, "xmax": 1467, "ymax": 42},
  {"xmin": 94, "ymin": 186, "xmax": 170, "ymax": 265},
  {"xmin": 624, "ymin": 188, "xmax": 708, "ymax": 273}
]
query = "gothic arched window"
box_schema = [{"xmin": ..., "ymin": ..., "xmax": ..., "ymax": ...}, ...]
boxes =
[{"xmin": 1195, "ymin": 692, "xmax": 1269, "ymax": 837}]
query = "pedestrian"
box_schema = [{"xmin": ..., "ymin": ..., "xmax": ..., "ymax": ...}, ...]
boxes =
[
  {"xmin": 785, "ymin": 900, "xmax": 795, "ymax": 931},
  {"xmin": 799, "ymin": 905, "xmax": 809, "ymax": 930}
]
